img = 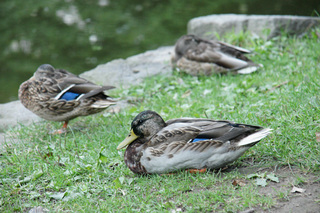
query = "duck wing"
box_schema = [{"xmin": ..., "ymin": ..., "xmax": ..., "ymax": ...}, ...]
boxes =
[
  {"xmin": 53, "ymin": 69, "xmax": 115, "ymax": 100},
  {"xmin": 140, "ymin": 127, "xmax": 271, "ymax": 174},
  {"xmin": 217, "ymin": 41, "xmax": 252, "ymax": 54},
  {"xmin": 148, "ymin": 124, "xmax": 201, "ymax": 146},
  {"xmin": 185, "ymin": 41, "xmax": 252, "ymax": 69},
  {"xmin": 141, "ymin": 119, "xmax": 270, "ymax": 173},
  {"xmin": 165, "ymin": 118, "xmax": 262, "ymax": 143}
]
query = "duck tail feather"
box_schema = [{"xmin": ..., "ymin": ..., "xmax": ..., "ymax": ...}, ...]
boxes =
[
  {"xmin": 91, "ymin": 99, "xmax": 116, "ymax": 108},
  {"xmin": 237, "ymin": 66, "xmax": 259, "ymax": 74},
  {"xmin": 237, "ymin": 128, "xmax": 272, "ymax": 146}
]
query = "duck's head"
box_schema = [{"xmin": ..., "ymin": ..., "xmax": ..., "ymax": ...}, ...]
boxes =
[
  {"xmin": 34, "ymin": 64, "xmax": 55, "ymax": 79},
  {"xmin": 174, "ymin": 34, "xmax": 200, "ymax": 59},
  {"xmin": 117, "ymin": 110, "xmax": 166, "ymax": 150}
]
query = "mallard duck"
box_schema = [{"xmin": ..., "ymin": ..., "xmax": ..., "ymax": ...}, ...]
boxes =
[
  {"xmin": 171, "ymin": 34, "xmax": 261, "ymax": 76},
  {"xmin": 19, "ymin": 64, "xmax": 116, "ymax": 133},
  {"xmin": 117, "ymin": 110, "xmax": 271, "ymax": 174}
]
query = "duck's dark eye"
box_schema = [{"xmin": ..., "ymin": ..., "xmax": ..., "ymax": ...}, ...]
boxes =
[
  {"xmin": 137, "ymin": 119, "xmax": 143, "ymax": 125},
  {"xmin": 185, "ymin": 39, "xmax": 191, "ymax": 44}
]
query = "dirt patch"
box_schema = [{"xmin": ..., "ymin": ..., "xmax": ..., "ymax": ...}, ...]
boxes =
[{"xmin": 236, "ymin": 166, "xmax": 320, "ymax": 213}]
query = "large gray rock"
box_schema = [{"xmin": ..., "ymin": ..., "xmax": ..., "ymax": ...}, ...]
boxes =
[
  {"xmin": 0, "ymin": 100, "xmax": 41, "ymax": 132},
  {"xmin": 188, "ymin": 14, "xmax": 320, "ymax": 40},
  {"xmin": 80, "ymin": 46, "xmax": 174, "ymax": 88}
]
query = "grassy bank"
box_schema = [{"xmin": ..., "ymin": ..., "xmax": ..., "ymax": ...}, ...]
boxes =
[{"xmin": 1, "ymin": 32, "xmax": 320, "ymax": 212}]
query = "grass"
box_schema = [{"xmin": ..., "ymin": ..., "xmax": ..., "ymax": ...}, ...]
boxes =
[{"xmin": 1, "ymin": 30, "xmax": 320, "ymax": 212}]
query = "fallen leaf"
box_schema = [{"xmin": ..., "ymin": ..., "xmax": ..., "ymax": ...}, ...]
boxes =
[
  {"xmin": 119, "ymin": 189, "xmax": 126, "ymax": 196},
  {"xmin": 127, "ymin": 178, "xmax": 133, "ymax": 185},
  {"xmin": 16, "ymin": 171, "xmax": 44, "ymax": 186},
  {"xmin": 203, "ymin": 89, "xmax": 212, "ymax": 96},
  {"xmin": 171, "ymin": 208, "xmax": 182, "ymax": 213},
  {"xmin": 29, "ymin": 192, "xmax": 42, "ymax": 200},
  {"xmin": 113, "ymin": 178, "xmax": 121, "ymax": 189},
  {"xmin": 186, "ymin": 168, "xmax": 207, "ymax": 173},
  {"xmin": 28, "ymin": 206, "xmax": 49, "ymax": 213},
  {"xmin": 267, "ymin": 81, "xmax": 289, "ymax": 92},
  {"xmin": 247, "ymin": 173, "xmax": 260, "ymax": 179},
  {"xmin": 316, "ymin": 132, "xmax": 320, "ymax": 142},
  {"xmin": 232, "ymin": 179, "xmax": 246, "ymax": 187},
  {"xmin": 99, "ymin": 152, "xmax": 108, "ymax": 163},
  {"xmin": 44, "ymin": 152, "xmax": 53, "ymax": 159},
  {"xmin": 182, "ymin": 90, "xmax": 191, "ymax": 98},
  {"xmin": 98, "ymin": 147, "xmax": 108, "ymax": 163},
  {"xmin": 119, "ymin": 176, "xmax": 125, "ymax": 184},
  {"xmin": 266, "ymin": 173, "xmax": 279, "ymax": 183},
  {"xmin": 290, "ymin": 186, "xmax": 306, "ymax": 193},
  {"xmin": 256, "ymin": 178, "xmax": 268, "ymax": 187},
  {"xmin": 48, "ymin": 192, "xmax": 66, "ymax": 200},
  {"xmin": 62, "ymin": 192, "xmax": 82, "ymax": 201}
]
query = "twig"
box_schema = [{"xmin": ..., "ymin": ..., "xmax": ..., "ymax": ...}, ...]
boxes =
[
  {"xmin": 287, "ymin": 162, "xmax": 295, "ymax": 176},
  {"xmin": 204, "ymin": 110, "xmax": 209, "ymax": 119},
  {"xmin": 267, "ymin": 81, "xmax": 289, "ymax": 92}
]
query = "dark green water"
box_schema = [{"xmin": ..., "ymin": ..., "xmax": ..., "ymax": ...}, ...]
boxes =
[{"xmin": 1, "ymin": 0, "xmax": 319, "ymax": 103}]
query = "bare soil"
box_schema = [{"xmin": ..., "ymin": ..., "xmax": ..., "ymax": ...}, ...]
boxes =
[{"xmin": 236, "ymin": 166, "xmax": 320, "ymax": 213}]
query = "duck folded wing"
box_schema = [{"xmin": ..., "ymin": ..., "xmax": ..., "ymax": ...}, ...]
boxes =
[
  {"xmin": 184, "ymin": 42, "xmax": 221, "ymax": 62},
  {"xmin": 217, "ymin": 41, "xmax": 252, "ymax": 54},
  {"xmin": 55, "ymin": 69, "xmax": 103, "ymax": 89},
  {"xmin": 149, "ymin": 125, "xmax": 201, "ymax": 146},
  {"xmin": 56, "ymin": 73, "xmax": 115, "ymax": 100},
  {"xmin": 165, "ymin": 118, "xmax": 262, "ymax": 141},
  {"xmin": 59, "ymin": 77, "xmax": 90, "ymax": 86},
  {"xmin": 56, "ymin": 73, "xmax": 99, "ymax": 89},
  {"xmin": 198, "ymin": 124, "xmax": 261, "ymax": 143},
  {"xmin": 186, "ymin": 45, "xmax": 250, "ymax": 69},
  {"xmin": 71, "ymin": 85, "xmax": 115, "ymax": 100}
]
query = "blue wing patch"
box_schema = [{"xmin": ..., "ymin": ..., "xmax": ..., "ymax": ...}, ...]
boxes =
[
  {"xmin": 191, "ymin": 138, "xmax": 210, "ymax": 143},
  {"xmin": 60, "ymin": 92, "xmax": 81, "ymax": 101}
]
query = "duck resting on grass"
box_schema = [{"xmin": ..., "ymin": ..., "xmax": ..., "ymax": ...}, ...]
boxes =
[
  {"xmin": 19, "ymin": 64, "xmax": 116, "ymax": 134},
  {"xmin": 171, "ymin": 34, "xmax": 261, "ymax": 76},
  {"xmin": 117, "ymin": 110, "xmax": 271, "ymax": 174}
]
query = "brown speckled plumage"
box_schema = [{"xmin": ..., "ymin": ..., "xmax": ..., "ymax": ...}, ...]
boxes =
[
  {"xmin": 124, "ymin": 141, "xmax": 147, "ymax": 174},
  {"xmin": 19, "ymin": 64, "xmax": 116, "ymax": 131},
  {"xmin": 171, "ymin": 34, "xmax": 261, "ymax": 76},
  {"xmin": 118, "ymin": 110, "xmax": 272, "ymax": 174}
]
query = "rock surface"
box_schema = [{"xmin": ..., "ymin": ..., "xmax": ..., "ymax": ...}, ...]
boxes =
[
  {"xmin": 0, "ymin": 100, "xmax": 41, "ymax": 132},
  {"xmin": 188, "ymin": 14, "xmax": 320, "ymax": 40},
  {"xmin": 80, "ymin": 46, "xmax": 174, "ymax": 88}
]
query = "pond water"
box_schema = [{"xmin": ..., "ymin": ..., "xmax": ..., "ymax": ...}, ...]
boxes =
[{"xmin": 1, "ymin": 0, "xmax": 319, "ymax": 103}]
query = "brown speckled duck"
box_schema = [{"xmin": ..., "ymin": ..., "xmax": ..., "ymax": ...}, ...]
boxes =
[
  {"xmin": 171, "ymin": 34, "xmax": 261, "ymax": 76},
  {"xmin": 117, "ymin": 110, "xmax": 271, "ymax": 174},
  {"xmin": 19, "ymin": 64, "xmax": 116, "ymax": 133}
]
